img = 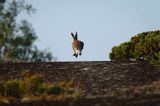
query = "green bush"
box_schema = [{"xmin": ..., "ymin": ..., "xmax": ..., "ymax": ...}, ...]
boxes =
[
  {"xmin": 110, "ymin": 30, "xmax": 160, "ymax": 64},
  {"xmin": 5, "ymin": 80, "xmax": 21, "ymax": 97},
  {"xmin": 37, "ymin": 84, "xmax": 64, "ymax": 95},
  {"xmin": 0, "ymin": 82, "xmax": 5, "ymax": 96},
  {"xmin": 0, "ymin": 70, "xmax": 77, "ymax": 101},
  {"xmin": 110, "ymin": 42, "xmax": 132, "ymax": 61},
  {"xmin": 24, "ymin": 74, "xmax": 44, "ymax": 94},
  {"xmin": 37, "ymin": 84, "xmax": 47, "ymax": 94},
  {"xmin": 46, "ymin": 85, "xmax": 64, "ymax": 95}
]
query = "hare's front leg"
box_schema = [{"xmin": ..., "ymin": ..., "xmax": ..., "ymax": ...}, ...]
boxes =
[{"xmin": 73, "ymin": 48, "xmax": 78, "ymax": 57}]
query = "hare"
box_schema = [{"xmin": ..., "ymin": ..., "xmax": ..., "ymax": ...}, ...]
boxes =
[{"xmin": 71, "ymin": 32, "xmax": 84, "ymax": 58}]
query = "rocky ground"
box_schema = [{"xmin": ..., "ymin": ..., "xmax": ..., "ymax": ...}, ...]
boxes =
[{"xmin": 0, "ymin": 61, "xmax": 160, "ymax": 106}]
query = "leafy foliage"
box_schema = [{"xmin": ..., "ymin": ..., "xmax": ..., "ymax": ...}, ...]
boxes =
[
  {"xmin": 0, "ymin": 0, "xmax": 53, "ymax": 62},
  {"xmin": 5, "ymin": 80, "xmax": 21, "ymax": 97},
  {"xmin": 110, "ymin": 30, "xmax": 160, "ymax": 63},
  {"xmin": 110, "ymin": 42, "xmax": 132, "ymax": 61},
  {"xmin": 38, "ymin": 84, "xmax": 65, "ymax": 95},
  {"xmin": 0, "ymin": 70, "xmax": 78, "ymax": 103},
  {"xmin": 23, "ymin": 74, "xmax": 44, "ymax": 94},
  {"xmin": 0, "ymin": 82, "xmax": 5, "ymax": 96}
]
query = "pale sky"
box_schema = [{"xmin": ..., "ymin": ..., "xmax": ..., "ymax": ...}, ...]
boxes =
[{"xmin": 22, "ymin": 0, "xmax": 160, "ymax": 61}]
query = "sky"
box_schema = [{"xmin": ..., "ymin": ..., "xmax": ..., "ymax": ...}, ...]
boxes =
[{"xmin": 21, "ymin": 0, "xmax": 160, "ymax": 61}]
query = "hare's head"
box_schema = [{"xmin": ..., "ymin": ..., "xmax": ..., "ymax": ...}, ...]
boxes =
[{"xmin": 71, "ymin": 32, "xmax": 78, "ymax": 40}]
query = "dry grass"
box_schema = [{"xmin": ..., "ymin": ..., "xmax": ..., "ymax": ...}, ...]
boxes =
[{"xmin": 0, "ymin": 70, "xmax": 79, "ymax": 104}]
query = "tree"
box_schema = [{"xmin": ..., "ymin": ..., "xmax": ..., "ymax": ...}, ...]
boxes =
[
  {"xmin": 0, "ymin": 0, "xmax": 53, "ymax": 62},
  {"xmin": 109, "ymin": 30, "xmax": 160, "ymax": 63}
]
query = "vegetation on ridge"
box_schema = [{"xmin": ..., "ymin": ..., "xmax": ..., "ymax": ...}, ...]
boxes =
[
  {"xmin": 110, "ymin": 30, "xmax": 160, "ymax": 64},
  {"xmin": 0, "ymin": 70, "xmax": 78, "ymax": 103}
]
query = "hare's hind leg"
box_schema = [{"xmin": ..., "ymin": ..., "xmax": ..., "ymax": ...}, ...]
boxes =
[
  {"xmin": 74, "ymin": 54, "xmax": 78, "ymax": 57},
  {"xmin": 73, "ymin": 53, "xmax": 78, "ymax": 58},
  {"xmin": 79, "ymin": 50, "xmax": 82, "ymax": 55}
]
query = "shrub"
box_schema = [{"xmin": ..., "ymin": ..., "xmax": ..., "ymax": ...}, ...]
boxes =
[
  {"xmin": 37, "ymin": 84, "xmax": 47, "ymax": 94},
  {"xmin": 0, "ymin": 70, "xmax": 78, "ymax": 102},
  {"xmin": 110, "ymin": 42, "xmax": 132, "ymax": 61},
  {"xmin": 37, "ymin": 84, "xmax": 64, "ymax": 95},
  {"xmin": 46, "ymin": 85, "xmax": 64, "ymax": 95},
  {"xmin": 37, "ymin": 82, "xmax": 76, "ymax": 96},
  {"xmin": 0, "ymin": 82, "xmax": 5, "ymax": 96},
  {"xmin": 24, "ymin": 74, "xmax": 44, "ymax": 94},
  {"xmin": 110, "ymin": 30, "xmax": 160, "ymax": 64},
  {"xmin": 5, "ymin": 80, "xmax": 21, "ymax": 97}
]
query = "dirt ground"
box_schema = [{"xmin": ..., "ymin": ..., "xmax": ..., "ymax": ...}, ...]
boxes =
[{"xmin": 0, "ymin": 61, "xmax": 160, "ymax": 106}]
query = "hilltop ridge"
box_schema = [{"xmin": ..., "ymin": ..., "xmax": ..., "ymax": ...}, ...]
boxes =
[
  {"xmin": 0, "ymin": 61, "xmax": 159, "ymax": 94},
  {"xmin": 0, "ymin": 61, "xmax": 160, "ymax": 106}
]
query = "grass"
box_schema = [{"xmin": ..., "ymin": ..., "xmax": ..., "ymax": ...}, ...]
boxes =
[{"xmin": 0, "ymin": 70, "xmax": 79, "ymax": 104}]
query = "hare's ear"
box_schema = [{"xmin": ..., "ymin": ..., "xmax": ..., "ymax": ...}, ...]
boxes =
[
  {"xmin": 75, "ymin": 32, "xmax": 78, "ymax": 40},
  {"xmin": 71, "ymin": 32, "xmax": 75, "ymax": 39}
]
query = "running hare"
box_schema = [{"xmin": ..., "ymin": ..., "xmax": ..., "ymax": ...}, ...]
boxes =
[{"xmin": 71, "ymin": 32, "xmax": 84, "ymax": 58}]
